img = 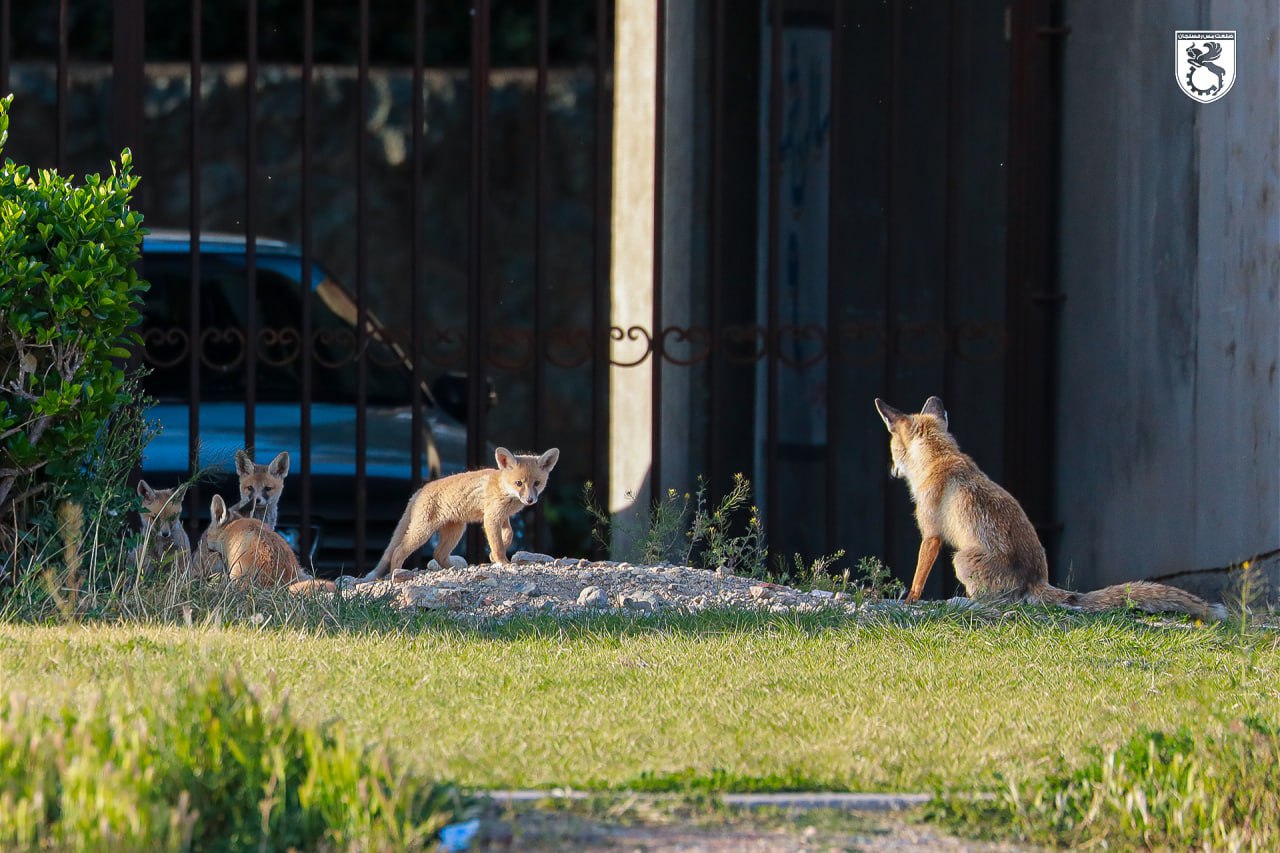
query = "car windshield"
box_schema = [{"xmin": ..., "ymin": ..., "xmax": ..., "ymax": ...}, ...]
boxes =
[{"xmin": 139, "ymin": 250, "xmax": 418, "ymax": 406}]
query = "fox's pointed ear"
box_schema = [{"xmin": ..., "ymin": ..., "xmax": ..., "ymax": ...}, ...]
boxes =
[
  {"xmin": 234, "ymin": 449, "xmax": 254, "ymax": 477},
  {"xmin": 268, "ymin": 450, "xmax": 290, "ymax": 478},
  {"xmin": 921, "ymin": 396, "xmax": 948, "ymax": 429},
  {"xmin": 210, "ymin": 494, "xmax": 228, "ymax": 526},
  {"xmin": 495, "ymin": 447, "xmax": 515, "ymax": 469},
  {"xmin": 538, "ymin": 448, "xmax": 560, "ymax": 472},
  {"xmin": 137, "ymin": 479, "xmax": 156, "ymax": 501},
  {"xmin": 874, "ymin": 399, "xmax": 905, "ymax": 431}
]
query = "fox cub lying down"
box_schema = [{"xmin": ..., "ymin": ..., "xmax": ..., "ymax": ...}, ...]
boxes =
[
  {"xmin": 202, "ymin": 494, "xmax": 334, "ymax": 594},
  {"xmin": 364, "ymin": 446, "xmax": 560, "ymax": 581},
  {"xmin": 875, "ymin": 396, "xmax": 1225, "ymax": 621}
]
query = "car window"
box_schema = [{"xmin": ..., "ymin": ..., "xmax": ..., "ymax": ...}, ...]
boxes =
[{"xmin": 140, "ymin": 251, "xmax": 417, "ymax": 406}]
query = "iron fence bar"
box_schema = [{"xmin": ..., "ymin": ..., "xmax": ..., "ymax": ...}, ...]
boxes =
[
  {"xmin": 0, "ymin": 0, "xmax": 10, "ymax": 95},
  {"xmin": 881, "ymin": 0, "xmax": 902, "ymax": 573},
  {"xmin": 591, "ymin": 0, "xmax": 612, "ymax": 557},
  {"xmin": 824, "ymin": 0, "xmax": 841, "ymax": 558},
  {"xmin": 650, "ymin": 0, "xmax": 666, "ymax": 502},
  {"xmin": 532, "ymin": 0, "xmax": 549, "ymax": 553},
  {"xmin": 111, "ymin": 0, "xmax": 144, "ymax": 167},
  {"xmin": 55, "ymin": 0, "xmax": 66, "ymax": 172},
  {"xmin": 410, "ymin": 0, "xmax": 425, "ymax": 496},
  {"xmin": 299, "ymin": 0, "xmax": 314, "ymax": 560},
  {"xmin": 466, "ymin": 0, "xmax": 492, "ymax": 560},
  {"xmin": 244, "ymin": 0, "xmax": 257, "ymax": 447},
  {"xmin": 708, "ymin": 0, "xmax": 724, "ymax": 502},
  {"xmin": 187, "ymin": 0, "xmax": 202, "ymax": 535},
  {"xmin": 940, "ymin": 0, "xmax": 963, "ymax": 597},
  {"xmin": 355, "ymin": 0, "xmax": 370, "ymax": 573},
  {"xmin": 764, "ymin": 0, "xmax": 782, "ymax": 563},
  {"xmin": 1004, "ymin": 0, "xmax": 1060, "ymax": 575}
]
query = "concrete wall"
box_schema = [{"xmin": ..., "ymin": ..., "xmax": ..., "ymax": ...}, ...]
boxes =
[{"xmin": 1055, "ymin": 1, "xmax": 1279, "ymax": 594}]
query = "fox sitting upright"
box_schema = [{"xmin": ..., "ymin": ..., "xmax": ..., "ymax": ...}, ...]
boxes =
[
  {"xmin": 203, "ymin": 494, "xmax": 334, "ymax": 593},
  {"xmin": 232, "ymin": 449, "xmax": 289, "ymax": 529},
  {"xmin": 874, "ymin": 396, "xmax": 1226, "ymax": 621},
  {"xmin": 363, "ymin": 446, "xmax": 559, "ymax": 581},
  {"xmin": 129, "ymin": 479, "xmax": 192, "ymax": 577}
]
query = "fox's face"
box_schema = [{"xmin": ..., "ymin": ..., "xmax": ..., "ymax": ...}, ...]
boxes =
[
  {"xmin": 874, "ymin": 397, "xmax": 949, "ymax": 480},
  {"xmin": 137, "ymin": 479, "xmax": 185, "ymax": 546},
  {"xmin": 495, "ymin": 446, "xmax": 560, "ymax": 506},
  {"xmin": 234, "ymin": 449, "xmax": 289, "ymax": 520}
]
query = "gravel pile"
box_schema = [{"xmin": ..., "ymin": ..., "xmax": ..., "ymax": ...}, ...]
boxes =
[{"xmin": 345, "ymin": 551, "xmax": 861, "ymax": 620}]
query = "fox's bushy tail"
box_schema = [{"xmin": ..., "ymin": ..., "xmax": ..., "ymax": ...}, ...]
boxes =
[
  {"xmin": 365, "ymin": 497, "xmax": 416, "ymax": 580},
  {"xmin": 1030, "ymin": 581, "xmax": 1226, "ymax": 621}
]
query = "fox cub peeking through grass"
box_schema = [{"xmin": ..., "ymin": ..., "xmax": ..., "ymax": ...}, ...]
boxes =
[
  {"xmin": 364, "ymin": 446, "xmax": 560, "ymax": 581},
  {"xmin": 233, "ymin": 449, "xmax": 289, "ymax": 529},
  {"xmin": 203, "ymin": 494, "xmax": 334, "ymax": 593},
  {"xmin": 875, "ymin": 396, "xmax": 1226, "ymax": 621},
  {"xmin": 130, "ymin": 480, "xmax": 192, "ymax": 577}
]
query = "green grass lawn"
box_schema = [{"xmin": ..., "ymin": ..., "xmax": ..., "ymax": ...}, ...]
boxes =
[{"xmin": 2, "ymin": 606, "xmax": 1276, "ymax": 796}]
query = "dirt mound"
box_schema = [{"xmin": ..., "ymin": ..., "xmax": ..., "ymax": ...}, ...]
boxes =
[{"xmin": 346, "ymin": 552, "xmax": 857, "ymax": 620}]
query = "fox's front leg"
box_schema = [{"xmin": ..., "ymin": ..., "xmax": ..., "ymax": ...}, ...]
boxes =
[
  {"xmin": 483, "ymin": 512, "xmax": 510, "ymax": 564},
  {"xmin": 906, "ymin": 535, "xmax": 942, "ymax": 603}
]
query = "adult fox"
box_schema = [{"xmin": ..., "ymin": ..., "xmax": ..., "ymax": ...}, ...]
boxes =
[
  {"xmin": 875, "ymin": 396, "xmax": 1226, "ymax": 621},
  {"xmin": 363, "ymin": 446, "xmax": 559, "ymax": 581}
]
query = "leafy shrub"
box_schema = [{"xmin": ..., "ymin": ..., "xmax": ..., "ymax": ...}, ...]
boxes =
[
  {"xmin": 0, "ymin": 672, "xmax": 473, "ymax": 850},
  {"xmin": 0, "ymin": 95, "xmax": 151, "ymax": 573},
  {"xmin": 584, "ymin": 473, "xmax": 769, "ymax": 575}
]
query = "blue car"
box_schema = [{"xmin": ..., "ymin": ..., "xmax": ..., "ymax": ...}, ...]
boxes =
[{"xmin": 137, "ymin": 230, "xmax": 508, "ymax": 574}]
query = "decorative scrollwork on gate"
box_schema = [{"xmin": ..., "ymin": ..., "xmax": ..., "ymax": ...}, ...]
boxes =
[{"xmin": 139, "ymin": 321, "xmax": 1008, "ymax": 374}]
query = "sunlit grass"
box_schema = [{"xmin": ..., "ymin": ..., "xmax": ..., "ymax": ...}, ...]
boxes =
[{"xmin": 2, "ymin": 606, "xmax": 1275, "ymax": 798}]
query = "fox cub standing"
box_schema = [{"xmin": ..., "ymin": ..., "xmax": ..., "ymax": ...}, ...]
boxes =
[
  {"xmin": 364, "ymin": 447, "xmax": 559, "ymax": 581},
  {"xmin": 875, "ymin": 396, "xmax": 1226, "ymax": 621},
  {"xmin": 203, "ymin": 494, "xmax": 334, "ymax": 593},
  {"xmin": 232, "ymin": 449, "xmax": 289, "ymax": 529},
  {"xmin": 130, "ymin": 480, "xmax": 192, "ymax": 577}
]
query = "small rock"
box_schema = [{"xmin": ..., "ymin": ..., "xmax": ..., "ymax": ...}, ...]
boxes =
[
  {"xmin": 446, "ymin": 555, "xmax": 469, "ymax": 570},
  {"xmin": 334, "ymin": 575, "xmax": 360, "ymax": 591},
  {"xmin": 619, "ymin": 591, "xmax": 660, "ymax": 612},
  {"xmin": 511, "ymin": 550, "xmax": 555, "ymax": 564},
  {"xmin": 749, "ymin": 585, "xmax": 772, "ymax": 600},
  {"xmin": 715, "ymin": 565, "xmax": 731, "ymax": 577},
  {"xmin": 517, "ymin": 582, "xmax": 541, "ymax": 596},
  {"xmin": 577, "ymin": 586, "xmax": 608, "ymax": 608},
  {"xmin": 534, "ymin": 597, "xmax": 556, "ymax": 611},
  {"xmin": 391, "ymin": 568, "xmax": 418, "ymax": 584},
  {"xmin": 408, "ymin": 587, "xmax": 452, "ymax": 610},
  {"xmin": 809, "ymin": 589, "xmax": 835, "ymax": 600},
  {"xmin": 834, "ymin": 591, "xmax": 850, "ymax": 601}
]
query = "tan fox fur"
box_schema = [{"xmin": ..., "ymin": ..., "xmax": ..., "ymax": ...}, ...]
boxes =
[
  {"xmin": 364, "ymin": 446, "xmax": 559, "ymax": 581},
  {"xmin": 232, "ymin": 449, "xmax": 289, "ymax": 529},
  {"xmin": 129, "ymin": 480, "xmax": 192, "ymax": 577},
  {"xmin": 204, "ymin": 494, "xmax": 334, "ymax": 594},
  {"xmin": 875, "ymin": 396, "xmax": 1226, "ymax": 621}
]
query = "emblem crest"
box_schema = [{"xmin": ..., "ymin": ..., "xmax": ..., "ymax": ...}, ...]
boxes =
[{"xmin": 1175, "ymin": 31, "xmax": 1236, "ymax": 103}]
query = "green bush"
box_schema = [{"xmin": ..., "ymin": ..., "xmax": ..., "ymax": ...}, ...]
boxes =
[
  {"xmin": 0, "ymin": 95, "xmax": 150, "ymax": 570},
  {"xmin": 0, "ymin": 672, "xmax": 473, "ymax": 850}
]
